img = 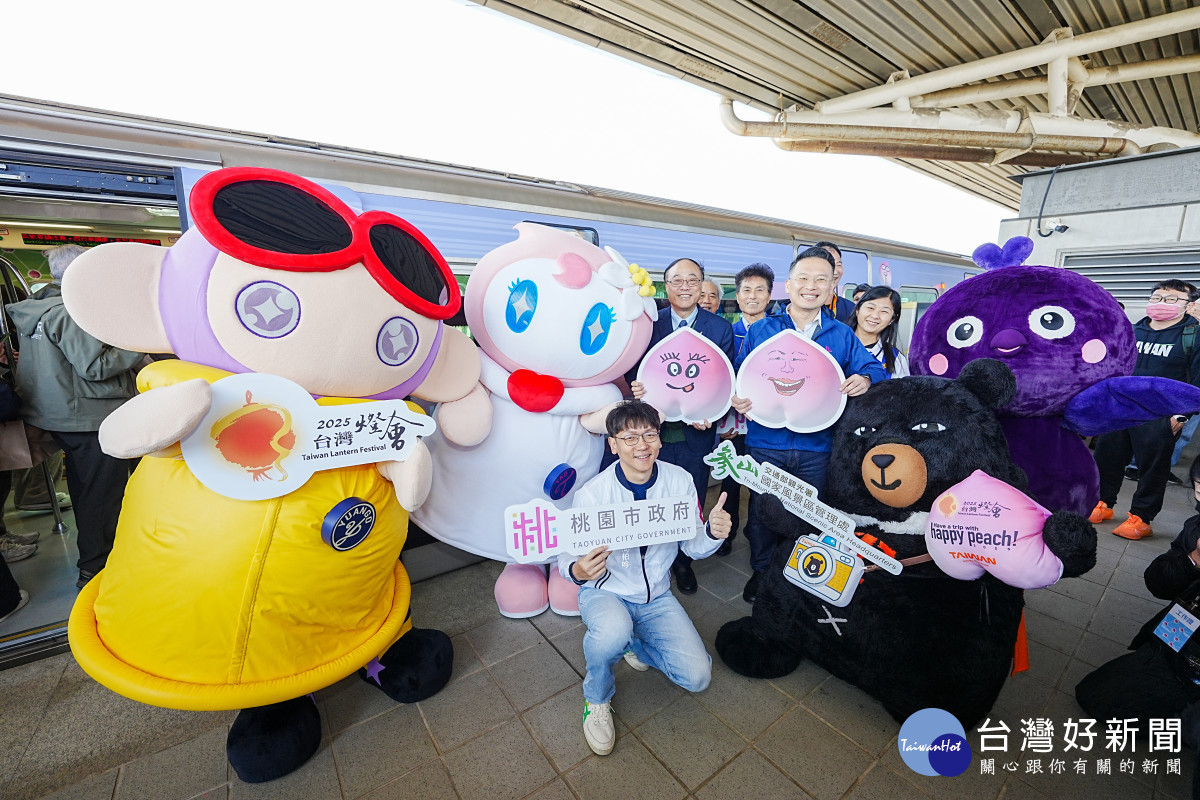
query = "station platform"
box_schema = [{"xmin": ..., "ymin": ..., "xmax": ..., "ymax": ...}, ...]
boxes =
[{"xmin": 1, "ymin": 475, "xmax": 1196, "ymax": 800}]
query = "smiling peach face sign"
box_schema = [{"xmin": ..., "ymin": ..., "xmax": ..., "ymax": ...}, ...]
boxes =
[
  {"xmin": 736, "ymin": 330, "xmax": 846, "ymax": 432},
  {"xmin": 636, "ymin": 327, "xmax": 735, "ymax": 424}
]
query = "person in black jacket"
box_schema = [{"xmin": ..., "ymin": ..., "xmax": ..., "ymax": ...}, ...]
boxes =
[
  {"xmin": 1090, "ymin": 280, "xmax": 1200, "ymax": 540},
  {"xmin": 627, "ymin": 257, "xmax": 734, "ymax": 594},
  {"xmin": 1077, "ymin": 456, "xmax": 1200, "ymax": 794}
]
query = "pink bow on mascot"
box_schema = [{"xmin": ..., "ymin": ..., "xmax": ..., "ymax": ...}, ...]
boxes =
[
  {"xmin": 415, "ymin": 223, "xmax": 656, "ymax": 617},
  {"xmin": 62, "ymin": 167, "xmax": 490, "ymax": 783}
]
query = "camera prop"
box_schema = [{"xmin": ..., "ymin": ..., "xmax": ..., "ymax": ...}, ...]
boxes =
[{"xmin": 705, "ymin": 440, "xmax": 899, "ymax": 607}]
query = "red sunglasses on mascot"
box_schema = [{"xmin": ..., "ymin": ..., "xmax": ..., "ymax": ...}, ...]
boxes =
[{"xmin": 189, "ymin": 167, "xmax": 461, "ymax": 321}]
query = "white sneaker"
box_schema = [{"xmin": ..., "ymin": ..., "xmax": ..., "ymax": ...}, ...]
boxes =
[
  {"xmin": 0, "ymin": 541, "xmax": 36, "ymax": 563},
  {"xmin": 0, "ymin": 531, "xmax": 40, "ymax": 546},
  {"xmin": 0, "ymin": 589, "xmax": 29, "ymax": 625},
  {"xmin": 582, "ymin": 701, "xmax": 615, "ymax": 755},
  {"xmin": 623, "ymin": 650, "xmax": 650, "ymax": 672}
]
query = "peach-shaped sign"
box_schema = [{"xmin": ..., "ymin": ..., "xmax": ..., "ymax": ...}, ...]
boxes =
[
  {"xmin": 735, "ymin": 330, "xmax": 846, "ymax": 432},
  {"xmin": 636, "ymin": 327, "xmax": 735, "ymax": 424},
  {"xmin": 925, "ymin": 470, "xmax": 1063, "ymax": 589}
]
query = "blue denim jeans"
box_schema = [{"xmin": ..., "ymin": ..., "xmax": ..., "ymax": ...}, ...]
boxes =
[
  {"xmin": 744, "ymin": 446, "xmax": 831, "ymax": 572},
  {"xmin": 578, "ymin": 587, "xmax": 712, "ymax": 704}
]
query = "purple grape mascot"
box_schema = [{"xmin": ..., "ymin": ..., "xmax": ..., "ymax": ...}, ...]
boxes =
[{"xmin": 910, "ymin": 236, "xmax": 1200, "ymax": 516}]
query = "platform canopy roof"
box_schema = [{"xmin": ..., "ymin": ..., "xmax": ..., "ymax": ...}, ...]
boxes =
[{"xmin": 482, "ymin": 0, "xmax": 1200, "ymax": 209}]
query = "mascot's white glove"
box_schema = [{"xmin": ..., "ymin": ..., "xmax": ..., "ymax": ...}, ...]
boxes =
[
  {"xmin": 98, "ymin": 378, "xmax": 212, "ymax": 459},
  {"xmin": 377, "ymin": 439, "xmax": 433, "ymax": 512}
]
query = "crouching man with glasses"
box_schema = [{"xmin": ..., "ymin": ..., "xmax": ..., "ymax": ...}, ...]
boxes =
[{"xmin": 560, "ymin": 399, "xmax": 731, "ymax": 756}]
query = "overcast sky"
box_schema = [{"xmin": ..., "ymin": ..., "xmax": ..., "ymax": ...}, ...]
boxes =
[{"xmin": 4, "ymin": 0, "xmax": 1009, "ymax": 255}]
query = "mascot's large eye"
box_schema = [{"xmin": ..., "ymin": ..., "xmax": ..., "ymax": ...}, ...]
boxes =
[
  {"xmin": 947, "ymin": 316, "xmax": 983, "ymax": 349},
  {"xmin": 667, "ymin": 362, "xmax": 682, "ymax": 376},
  {"xmin": 853, "ymin": 426, "xmax": 877, "ymax": 436},
  {"xmin": 579, "ymin": 303, "xmax": 615, "ymax": 355},
  {"xmin": 685, "ymin": 363, "xmax": 701, "ymax": 379},
  {"xmin": 911, "ymin": 422, "xmax": 947, "ymax": 433},
  {"xmin": 1028, "ymin": 305, "xmax": 1076, "ymax": 340},
  {"xmin": 505, "ymin": 279, "xmax": 538, "ymax": 333},
  {"xmin": 236, "ymin": 281, "xmax": 301, "ymax": 339},
  {"xmin": 377, "ymin": 316, "xmax": 420, "ymax": 366}
]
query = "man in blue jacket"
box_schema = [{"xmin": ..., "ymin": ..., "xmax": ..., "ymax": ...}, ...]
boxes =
[
  {"xmin": 730, "ymin": 246, "xmax": 886, "ymax": 602},
  {"xmin": 628, "ymin": 257, "xmax": 734, "ymax": 594}
]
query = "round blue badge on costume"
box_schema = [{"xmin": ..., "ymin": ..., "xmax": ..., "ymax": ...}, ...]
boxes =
[
  {"xmin": 322, "ymin": 497, "xmax": 376, "ymax": 551},
  {"xmin": 544, "ymin": 463, "xmax": 577, "ymax": 500}
]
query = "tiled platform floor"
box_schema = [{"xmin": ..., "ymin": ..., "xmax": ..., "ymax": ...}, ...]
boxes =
[{"xmin": 2, "ymin": 477, "xmax": 1197, "ymax": 800}]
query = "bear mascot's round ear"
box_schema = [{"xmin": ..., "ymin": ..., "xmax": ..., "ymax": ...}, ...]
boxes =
[{"xmin": 956, "ymin": 358, "xmax": 1017, "ymax": 410}]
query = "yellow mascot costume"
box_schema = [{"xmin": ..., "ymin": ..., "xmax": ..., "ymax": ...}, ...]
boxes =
[{"xmin": 62, "ymin": 167, "xmax": 492, "ymax": 782}]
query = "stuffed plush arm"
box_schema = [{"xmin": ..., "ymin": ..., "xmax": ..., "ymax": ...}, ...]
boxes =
[
  {"xmin": 1063, "ymin": 376, "xmax": 1200, "ymax": 436},
  {"xmin": 434, "ymin": 383, "xmax": 492, "ymax": 446},
  {"xmin": 98, "ymin": 378, "xmax": 211, "ymax": 459},
  {"xmin": 1041, "ymin": 511, "xmax": 1097, "ymax": 579},
  {"xmin": 377, "ymin": 440, "xmax": 433, "ymax": 511}
]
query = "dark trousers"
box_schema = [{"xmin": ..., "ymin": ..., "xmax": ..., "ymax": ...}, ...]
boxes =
[
  {"xmin": 1076, "ymin": 640, "xmax": 1200, "ymax": 795},
  {"xmin": 50, "ymin": 430, "xmax": 129, "ymax": 575},
  {"xmin": 0, "ymin": 553, "xmax": 18, "ymax": 617},
  {"xmin": 1095, "ymin": 417, "xmax": 1176, "ymax": 522},
  {"xmin": 744, "ymin": 447, "xmax": 830, "ymax": 572},
  {"xmin": 660, "ymin": 435, "xmax": 716, "ymax": 569},
  {"xmin": 0, "ymin": 469, "xmax": 17, "ymax": 614},
  {"xmin": 718, "ymin": 434, "xmax": 746, "ymax": 541}
]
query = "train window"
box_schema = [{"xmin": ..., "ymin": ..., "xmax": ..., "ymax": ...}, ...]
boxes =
[
  {"xmin": 519, "ymin": 222, "xmax": 599, "ymax": 247},
  {"xmin": 895, "ymin": 286, "xmax": 939, "ymax": 352}
]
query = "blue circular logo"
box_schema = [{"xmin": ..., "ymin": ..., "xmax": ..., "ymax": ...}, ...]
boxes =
[
  {"xmin": 321, "ymin": 498, "xmax": 376, "ymax": 551},
  {"xmin": 898, "ymin": 708, "xmax": 972, "ymax": 777},
  {"xmin": 544, "ymin": 463, "xmax": 577, "ymax": 500}
]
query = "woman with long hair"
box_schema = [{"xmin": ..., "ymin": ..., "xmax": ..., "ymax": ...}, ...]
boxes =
[{"xmin": 849, "ymin": 285, "xmax": 909, "ymax": 377}]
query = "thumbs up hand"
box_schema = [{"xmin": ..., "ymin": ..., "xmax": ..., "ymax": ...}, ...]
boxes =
[{"xmin": 708, "ymin": 491, "xmax": 732, "ymax": 540}]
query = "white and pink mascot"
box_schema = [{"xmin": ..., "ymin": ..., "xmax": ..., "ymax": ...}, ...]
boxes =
[{"xmin": 415, "ymin": 223, "xmax": 656, "ymax": 617}]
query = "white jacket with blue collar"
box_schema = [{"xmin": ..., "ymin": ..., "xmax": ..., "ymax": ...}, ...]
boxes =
[{"xmin": 557, "ymin": 461, "xmax": 721, "ymax": 604}]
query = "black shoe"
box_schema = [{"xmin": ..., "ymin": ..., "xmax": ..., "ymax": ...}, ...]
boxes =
[
  {"xmin": 743, "ymin": 570, "xmax": 763, "ymax": 603},
  {"xmin": 76, "ymin": 570, "xmax": 96, "ymax": 590},
  {"xmin": 672, "ymin": 562, "xmax": 697, "ymax": 594},
  {"xmin": 1168, "ymin": 472, "xmax": 1183, "ymax": 486},
  {"xmin": 716, "ymin": 539, "xmax": 733, "ymax": 557},
  {"xmin": 1125, "ymin": 467, "xmax": 1139, "ymax": 481}
]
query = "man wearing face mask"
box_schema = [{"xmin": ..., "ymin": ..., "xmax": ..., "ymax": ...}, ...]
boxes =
[{"xmin": 1090, "ymin": 280, "xmax": 1200, "ymax": 539}]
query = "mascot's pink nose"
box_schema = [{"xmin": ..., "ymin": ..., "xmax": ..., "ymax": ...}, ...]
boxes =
[{"xmin": 989, "ymin": 328, "xmax": 1027, "ymax": 354}]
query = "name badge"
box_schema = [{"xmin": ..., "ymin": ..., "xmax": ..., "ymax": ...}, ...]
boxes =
[{"xmin": 1154, "ymin": 603, "xmax": 1200, "ymax": 652}]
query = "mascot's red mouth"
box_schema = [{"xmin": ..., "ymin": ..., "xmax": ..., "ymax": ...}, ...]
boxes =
[
  {"xmin": 768, "ymin": 377, "xmax": 805, "ymax": 396},
  {"xmin": 666, "ymin": 382, "xmax": 696, "ymax": 393}
]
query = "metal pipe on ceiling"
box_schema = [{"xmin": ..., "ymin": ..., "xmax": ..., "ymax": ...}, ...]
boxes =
[
  {"xmin": 777, "ymin": 105, "xmax": 1198, "ymax": 150},
  {"xmin": 720, "ymin": 99, "xmax": 1143, "ymax": 159},
  {"xmin": 772, "ymin": 139, "xmax": 1095, "ymax": 167},
  {"xmin": 815, "ymin": 6, "xmax": 1200, "ymax": 114},
  {"xmin": 910, "ymin": 54, "xmax": 1200, "ymax": 108}
]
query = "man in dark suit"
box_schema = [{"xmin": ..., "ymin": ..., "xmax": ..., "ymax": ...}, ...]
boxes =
[{"xmin": 628, "ymin": 257, "xmax": 734, "ymax": 593}]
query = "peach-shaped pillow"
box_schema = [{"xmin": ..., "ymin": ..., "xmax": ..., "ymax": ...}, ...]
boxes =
[{"xmin": 926, "ymin": 470, "xmax": 1063, "ymax": 589}]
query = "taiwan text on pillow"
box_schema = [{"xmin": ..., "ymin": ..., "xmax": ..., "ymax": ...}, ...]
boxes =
[{"xmin": 926, "ymin": 471, "xmax": 1063, "ymax": 589}]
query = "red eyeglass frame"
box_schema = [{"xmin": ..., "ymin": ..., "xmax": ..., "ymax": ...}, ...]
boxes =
[{"xmin": 188, "ymin": 166, "xmax": 461, "ymax": 321}]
